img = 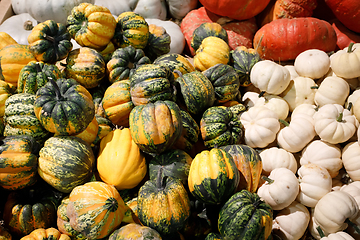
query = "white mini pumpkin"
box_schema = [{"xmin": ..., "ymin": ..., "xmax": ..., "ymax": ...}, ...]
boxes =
[
  {"xmin": 342, "ymin": 142, "xmax": 360, "ymax": 181},
  {"xmin": 291, "ymin": 103, "xmax": 318, "ymax": 118},
  {"xmin": 253, "ymin": 93, "xmax": 290, "ymax": 120},
  {"xmin": 284, "ymin": 65, "xmax": 300, "ymax": 80},
  {"xmin": 330, "ymin": 43, "xmax": 360, "ymax": 79},
  {"xmin": 314, "ymin": 76, "xmax": 350, "ymax": 107},
  {"xmin": 294, "ymin": 49, "xmax": 331, "ymax": 79},
  {"xmin": 0, "ymin": 13, "xmax": 37, "ymax": 45},
  {"xmin": 259, "ymin": 147, "xmax": 298, "ymax": 176}
]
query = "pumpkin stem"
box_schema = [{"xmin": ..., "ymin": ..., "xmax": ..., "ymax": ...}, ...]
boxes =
[
  {"xmin": 105, "ymin": 197, "xmax": 118, "ymax": 212},
  {"xmin": 336, "ymin": 112, "xmax": 343, "ymax": 122},
  {"xmin": 216, "ymin": 17, "xmax": 234, "ymax": 25},
  {"xmin": 310, "ymin": 86, "xmax": 319, "ymax": 89},
  {"xmin": 24, "ymin": 20, "xmax": 34, "ymax": 31},
  {"xmin": 258, "ymin": 91, "xmax": 265, "ymax": 98},
  {"xmin": 48, "ymin": 78, "xmax": 63, "ymax": 101},
  {"xmin": 346, "ymin": 218, "xmax": 360, "ymax": 235},
  {"xmin": 278, "ymin": 119, "xmax": 289, "ymax": 127},
  {"xmin": 347, "ymin": 42, "xmax": 355, "ymax": 53},
  {"xmin": 35, "ymin": 62, "xmax": 42, "ymax": 73},
  {"xmin": 254, "ymin": 34, "xmax": 264, "ymax": 53},
  {"xmin": 261, "ymin": 175, "xmax": 274, "ymax": 184},
  {"xmin": 347, "ymin": 102, "xmax": 353, "ymax": 111},
  {"xmin": 156, "ymin": 167, "xmax": 166, "ymax": 190},
  {"xmin": 316, "ymin": 226, "xmax": 325, "ymax": 238}
]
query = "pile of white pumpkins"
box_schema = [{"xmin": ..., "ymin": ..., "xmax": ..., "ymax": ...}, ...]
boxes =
[{"xmin": 2, "ymin": 0, "xmax": 360, "ymax": 240}]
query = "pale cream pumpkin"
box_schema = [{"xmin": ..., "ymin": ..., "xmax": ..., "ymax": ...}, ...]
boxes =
[
  {"xmin": 253, "ymin": 93, "xmax": 290, "ymax": 120},
  {"xmin": 257, "ymin": 167, "xmax": 299, "ymax": 211},
  {"xmin": 330, "ymin": 43, "xmax": 360, "ymax": 79},
  {"xmin": 259, "ymin": 147, "xmax": 298, "ymax": 176},
  {"xmin": 340, "ymin": 181, "xmax": 360, "ymax": 207},
  {"xmin": 296, "ymin": 163, "xmax": 332, "ymax": 208},
  {"xmin": 319, "ymin": 231, "xmax": 356, "ymax": 240},
  {"xmin": 0, "ymin": 13, "xmax": 37, "ymax": 45},
  {"xmin": 294, "ymin": 49, "xmax": 331, "ymax": 79},
  {"xmin": 242, "ymin": 91, "xmax": 261, "ymax": 108},
  {"xmin": 352, "ymin": 96, "xmax": 360, "ymax": 123},
  {"xmin": 314, "ymin": 76, "xmax": 350, "ymax": 107},
  {"xmin": 300, "ymin": 139, "xmax": 343, "ymax": 178},
  {"xmin": 291, "ymin": 103, "xmax": 318, "ymax": 118},
  {"xmin": 342, "ymin": 141, "xmax": 360, "ymax": 181},
  {"xmin": 284, "ymin": 65, "xmax": 300, "ymax": 80},
  {"xmin": 345, "ymin": 88, "xmax": 360, "ymax": 115}
]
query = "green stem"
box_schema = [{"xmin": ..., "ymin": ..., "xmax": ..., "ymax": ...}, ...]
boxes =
[
  {"xmin": 258, "ymin": 91, "xmax": 265, "ymax": 98},
  {"xmin": 261, "ymin": 175, "xmax": 274, "ymax": 184},
  {"xmin": 316, "ymin": 226, "xmax": 325, "ymax": 238},
  {"xmin": 347, "ymin": 102, "xmax": 353, "ymax": 112},
  {"xmin": 348, "ymin": 42, "xmax": 355, "ymax": 53},
  {"xmin": 278, "ymin": 118, "xmax": 289, "ymax": 127},
  {"xmin": 336, "ymin": 112, "xmax": 343, "ymax": 122},
  {"xmin": 310, "ymin": 86, "xmax": 319, "ymax": 89},
  {"xmin": 346, "ymin": 218, "xmax": 360, "ymax": 235}
]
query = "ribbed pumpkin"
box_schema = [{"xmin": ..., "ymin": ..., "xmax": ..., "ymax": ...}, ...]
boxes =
[
  {"xmin": 102, "ymin": 79, "xmax": 135, "ymax": 127},
  {"xmin": 200, "ymin": 106, "xmax": 244, "ymax": 148},
  {"xmin": 113, "ymin": 12, "xmax": 150, "ymax": 49},
  {"xmin": 187, "ymin": 147, "xmax": 240, "ymax": 205},
  {"xmin": 73, "ymin": 115, "xmax": 99, "ymax": 145},
  {"xmin": 153, "ymin": 53, "xmax": 195, "ymax": 78},
  {"xmin": 230, "ymin": 46, "xmax": 262, "ymax": 87},
  {"xmin": 0, "ymin": 135, "xmax": 40, "ymax": 190},
  {"xmin": 129, "ymin": 100, "xmax": 183, "ymax": 154},
  {"xmin": 27, "ymin": 20, "xmax": 72, "ymax": 64},
  {"xmin": 0, "ymin": 32, "xmax": 17, "ymax": 50},
  {"xmin": 97, "ymin": 128, "xmax": 147, "ymax": 190},
  {"xmin": 66, "ymin": 181, "xmax": 136, "ymax": 239},
  {"xmin": 34, "ymin": 78, "xmax": 95, "ymax": 136},
  {"xmin": 66, "ymin": 2, "xmax": 116, "ymax": 50},
  {"xmin": 0, "ymin": 80, "xmax": 14, "ymax": 118},
  {"xmin": 3, "ymin": 181, "xmax": 59, "ymax": 237},
  {"xmin": 37, "ymin": 135, "xmax": 95, "ymax": 193},
  {"xmin": 65, "ymin": 47, "xmax": 106, "ymax": 89},
  {"xmin": 130, "ymin": 64, "xmax": 177, "ymax": 106},
  {"xmin": 175, "ymin": 71, "xmax": 215, "ymax": 117},
  {"xmin": 17, "ymin": 61, "xmax": 62, "ymax": 94},
  {"xmin": 202, "ymin": 63, "xmax": 240, "ymax": 104},
  {"xmin": 20, "ymin": 228, "xmax": 71, "ymax": 240},
  {"xmin": 218, "ymin": 190, "xmax": 273, "ymax": 240},
  {"xmin": 106, "ymin": 45, "xmax": 151, "ymax": 83},
  {"xmin": 144, "ymin": 24, "xmax": 171, "ymax": 61},
  {"xmin": 108, "ymin": 223, "xmax": 162, "ymax": 240},
  {"xmin": 0, "ymin": 44, "xmax": 36, "ymax": 87},
  {"xmin": 220, "ymin": 144, "xmax": 263, "ymax": 193},
  {"xmin": 191, "ymin": 22, "xmax": 228, "ymax": 53},
  {"xmin": 3, "ymin": 93, "xmax": 50, "ymax": 142},
  {"xmin": 149, "ymin": 149, "xmax": 193, "ymax": 185},
  {"xmin": 137, "ymin": 169, "xmax": 191, "ymax": 235}
]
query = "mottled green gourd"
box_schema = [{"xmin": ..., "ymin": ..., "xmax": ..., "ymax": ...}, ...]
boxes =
[
  {"xmin": 153, "ymin": 53, "xmax": 195, "ymax": 79},
  {"xmin": 144, "ymin": 24, "xmax": 171, "ymax": 61},
  {"xmin": 191, "ymin": 22, "xmax": 228, "ymax": 52}
]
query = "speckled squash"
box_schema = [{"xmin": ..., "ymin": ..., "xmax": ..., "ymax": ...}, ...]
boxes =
[
  {"xmin": 73, "ymin": 116, "xmax": 99, "ymax": 145},
  {"xmin": 230, "ymin": 46, "xmax": 262, "ymax": 87},
  {"xmin": 137, "ymin": 169, "xmax": 191, "ymax": 235},
  {"xmin": 34, "ymin": 78, "xmax": 95, "ymax": 136},
  {"xmin": 191, "ymin": 22, "xmax": 228, "ymax": 52},
  {"xmin": 220, "ymin": 144, "xmax": 263, "ymax": 193},
  {"xmin": 106, "ymin": 45, "xmax": 151, "ymax": 83},
  {"xmin": 144, "ymin": 24, "xmax": 171, "ymax": 61},
  {"xmin": 0, "ymin": 32, "xmax": 17, "ymax": 51},
  {"xmin": 129, "ymin": 100, "xmax": 183, "ymax": 154},
  {"xmin": 37, "ymin": 135, "xmax": 95, "ymax": 193},
  {"xmin": 0, "ymin": 80, "xmax": 14, "ymax": 118},
  {"xmin": 130, "ymin": 64, "xmax": 176, "ymax": 106},
  {"xmin": 153, "ymin": 53, "xmax": 195, "ymax": 79},
  {"xmin": 66, "ymin": 181, "xmax": 135, "ymax": 240},
  {"xmin": 102, "ymin": 80, "xmax": 134, "ymax": 127},
  {"xmin": 202, "ymin": 63, "xmax": 240, "ymax": 104},
  {"xmin": 113, "ymin": 12, "xmax": 150, "ymax": 49},
  {"xmin": 0, "ymin": 135, "xmax": 40, "ymax": 190},
  {"xmin": 108, "ymin": 223, "xmax": 162, "ymax": 240},
  {"xmin": 27, "ymin": 20, "xmax": 72, "ymax": 64},
  {"xmin": 17, "ymin": 61, "xmax": 62, "ymax": 94},
  {"xmin": 3, "ymin": 93, "xmax": 50, "ymax": 142},
  {"xmin": 218, "ymin": 190, "xmax": 273, "ymax": 240},
  {"xmin": 205, "ymin": 233, "xmax": 223, "ymax": 240},
  {"xmin": 200, "ymin": 106, "xmax": 244, "ymax": 148},
  {"xmin": 65, "ymin": 47, "xmax": 106, "ymax": 89},
  {"xmin": 187, "ymin": 147, "xmax": 240, "ymax": 205},
  {"xmin": 0, "ymin": 44, "xmax": 36, "ymax": 87},
  {"xmin": 20, "ymin": 228, "xmax": 71, "ymax": 240}
]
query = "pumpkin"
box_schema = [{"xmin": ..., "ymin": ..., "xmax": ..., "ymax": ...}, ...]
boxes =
[
  {"xmin": 257, "ymin": 167, "xmax": 300, "ymax": 211},
  {"xmin": 0, "ymin": 32, "xmax": 17, "ymax": 50},
  {"xmin": 220, "ymin": 144, "xmax": 263, "ymax": 193},
  {"xmin": 34, "ymin": 78, "xmax": 95, "ymax": 136},
  {"xmin": 137, "ymin": 169, "xmax": 191, "ymax": 235},
  {"xmin": 129, "ymin": 64, "xmax": 176, "ymax": 106},
  {"xmin": 330, "ymin": 43, "xmax": 360, "ymax": 79},
  {"xmin": 0, "ymin": 13, "xmax": 37, "ymax": 45},
  {"xmin": 175, "ymin": 71, "xmax": 215, "ymax": 117},
  {"xmin": 253, "ymin": 93, "xmax": 290, "ymax": 120},
  {"xmin": 108, "ymin": 223, "xmax": 162, "ymax": 240},
  {"xmin": 3, "ymin": 93, "xmax": 50, "ymax": 142},
  {"xmin": 97, "ymin": 128, "xmax": 147, "ymax": 190},
  {"xmin": 193, "ymin": 36, "xmax": 230, "ymax": 72},
  {"xmin": 38, "ymin": 135, "xmax": 95, "ymax": 193},
  {"xmin": 202, "ymin": 63, "xmax": 240, "ymax": 104},
  {"xmin": 165, "ymin": 0, "xmax": 198, "ymax": 20},
  {"xmin": 73, "ymin": 115, "xmax": 99, "ymax": 144},
  {"xmin": 107, "ymin": 45, "xmax": 151, "ymax": 83},
  {"xmin": 67, "ymin": 2, "xmax": 116, "ymax": 50},
  {"xmin": 113, "ymin": 11, "xmax": 150, "ymax": 49},
  {"xmin": 253, "ymin": 17, "xmax": 337, "ymax": 61},
  {"xmin": 0, "ymin": 44, "xmax": 36, "ymax": 87},
  {"xmin": 291, "ymin": 103, "xmax": 318, "ymax": 118},
  {"xmin": 144, "ymin": 24, "xmax": 171, "ymax": 61},
  {"xmin": 27, "ymin": 20, "xmax": 72, "ymax": 64},
  {"xmin": 153, "ymin": 53, "xmax": 195, "ymax": 79},
  {"xmin": 342, "ymin": 141, "xmax": 360, "ymax": 181},
  {"xmin": 218, "ymin": 189, "xmax": 273, "ymax": 240},
  {"xmin": 200, "ymin": 106, "xmax": 243, "ymax": 148},
  {"xmin": 66, "ymin": 181, "xmax": 135, "ymax": 239},
  {"xmin": 230, "ymin": 46, "xmax": 261, "ymax": 87},
  {"xmin": 20, "ymin": 228, "xmax": 70, "ymax": 240},
  {"xmin": 191, "ymin": 22, "xmax": 228, "ymax": 53},
  {"xmin": 294, "ymin": 49, "xmax": 331, "ymax": 79},
  {"xmin": 180, "ymin": 7, "xmax": 258, "ymax": 56},
  {"xmin": 187, "ymin": 147, "xmax": 240, "ymax": 205},
  {"xmin": 129, "ymin": 100, "xmax": 183, "ymax": 154},
  {"xmin": 0, "ymin": 135, "xmax": 40, "ymax": 190},
  {"xmin": 314, "ymin": 76, "xmax": 350, "ymax": 107},
  {"xmin": 259, "ymin": 147, "xmax": 297, "ymax": 176},
  {"xmin": 17, "ymin": 61, "xmax": 62, "ymax": 94},
  {"xmin": 325, "ymin": 0, "xmax": 360, "ymax": 33},
  {"xmin": 65, "ymin": 47, "xmax": 106, "ymax": 89},
  {"xmin": 331, "ymin": 19, "xmax": 360, "ymax": 50},
  {"xmin": 0, "ymin": 80, "xmax": 13, "ymax": 118},
  {"xmin": 92, "ymin": 114, "xmax": 114, "ymax": 145}
]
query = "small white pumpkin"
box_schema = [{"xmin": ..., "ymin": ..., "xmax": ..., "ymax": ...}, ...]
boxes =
[
  {"xmin": 294, "ymin": 49, "xmax": 331, "ymax": 79},
  {"xmin": 259, "ymin": 147, "xmax": 298, "ymax": 176},
  {"xmin": 342, "ymin": 142, "xmax": 360, "ymax": 181},
  {"xmin": 0, "ymin": 13, "xmax": 37, "ymax": 45},
  {"xmin": 284, "ymin": 65, "xmax": 300, "ymax": 80},
  {"xmin": 319, "ymin": 231, "xmax": 356, "ymax": 240},
  {"xmin": 309, "ymin": 210, "xmax": 332, "ymax": 240},
  {"xmin": 297, "ymin": 163, "xmax": 332, "ymax": 208},
  {"xmin": 291, "ymin": 103, "xmax": 318, "ymax": 118},
  {"xmin": 351, "ymin": 95, "xmax": 360, "ymax": 123},
  {"xmin": 165, "ymin": 0, "xmax": 199, "ymax": 19},
  {"xmin": 314, "ymin": 190, "xmax": 359, "ymax": 234},
  {"xmin": 314, "ymin": 76, "xmax": 350, "ymax": 107},
  {"xmin": 257, "ymin": 167, "xmax": 299, "ymax": 211},
  {"xmin": 300, "ymin": 139, "xmax": 343, "ymax": 178},
  {"xmin": 277, "ymin": 113, "xmax": 316, "ymax": 153},
  {"xmin": 313, "ymin": 103, "xmax": 357, "ymax": 144},
  {"xmin": 280, "ymin": 76, "xmax": 318, "ymax": 112},
  {"xmin": 240, "ymin": 106, "xmax": 281, "ymax": 148},
  {"xmin": 340, "ymin": 181, "xmax": 360, "ymax": 207},
  {"xmin": 253, "ymin": 93, "xmax": 290, "ymax": 120},
  {"xmin": 345, "ymin": 88, "xmax": 360, "ymax": 114},
  {"xmin": 242, "ymin": 91, "xmax": 261, "ymax": 108},
  {"xmin": 330, "ymin": 43, "xmax": 360, "ymax": 79},
  {"xmin": 250, "ymin": 60, "xmax": 291, "ymax": 95}
]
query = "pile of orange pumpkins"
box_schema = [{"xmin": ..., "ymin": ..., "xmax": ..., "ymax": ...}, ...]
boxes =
[{"xmin": 0, "ymin": 0, "xmax": 360, "ymax": 240}]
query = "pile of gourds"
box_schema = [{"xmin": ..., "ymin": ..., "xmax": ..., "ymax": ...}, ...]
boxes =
[{"xmin": 0, "ymin": 0, "xmax": 360, "ymax": 240}]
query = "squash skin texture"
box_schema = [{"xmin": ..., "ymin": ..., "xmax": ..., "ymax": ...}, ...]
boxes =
[{"xmin": 108, "ymin": 223, "xmax": 162, "ymax": 240}]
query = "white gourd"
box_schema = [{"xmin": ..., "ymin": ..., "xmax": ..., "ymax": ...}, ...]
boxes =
[
  {"xmin": 294, "ymin": 49, "xmax": 331, "ymax": 79},
  {"xmin": 259, "ymin": 147, "xmax": 298, "ymax": 176},
  {"xmin": 0, "ymin": 13, "xmax": 37, "ymax": 45},
  {"xmin": 253, "ymin": 93, "xmax": 289, "ymax": 120},
  {"xmin": 342, "ymin": 142, "xmax": 360, "ymax": 181},
  {"xmin": 314, "ymin": 76, "xmax": 350, "ymax": 107}
]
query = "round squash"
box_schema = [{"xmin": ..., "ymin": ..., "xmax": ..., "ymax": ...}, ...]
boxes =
[
  {"xmin": 108, "ymin": 223, "xmax": 162, "ymax": 240},
  {"xmin": 153, "ymin": 53, "xmax": 195, "ymax": 78},
  {"xmin": 191, "ymin": 22, "xmax": 228, "ymax": 53},
  {"xmin": 144, "ymin": 24, "xmax": 171, "ymax": 61}
]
